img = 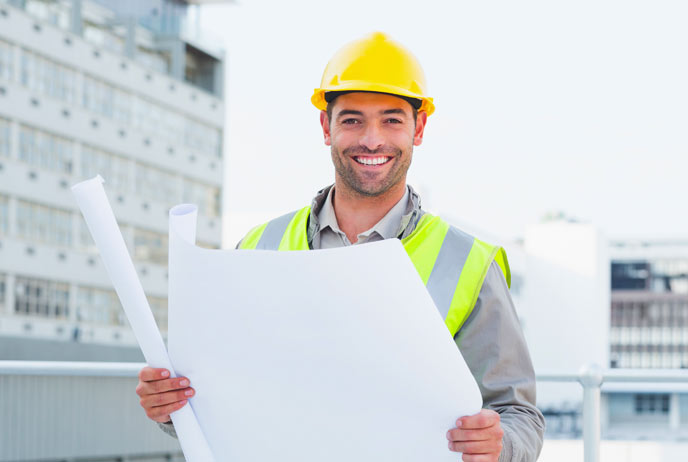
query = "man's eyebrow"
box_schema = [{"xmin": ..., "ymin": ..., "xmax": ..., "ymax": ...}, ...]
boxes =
[
  {"xmin": 382, "ymin": 108, "xmax": 407, "ymax": 115},
  {"xmin": 336, "ymin": 108, "xmax": 408, "ymax": 117},
  {"xmin": 336, "ymin": 110, "xmax": 364, "ymax": 118}
]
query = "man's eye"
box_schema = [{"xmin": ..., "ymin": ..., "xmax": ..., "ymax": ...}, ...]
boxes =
[
  {"xmin": 341, "ymin": 119, "xmax": 361, "ymax": 124},
  {"xmin": 385, "ymin": 118, "xmax": 403, "ymax": 124}
]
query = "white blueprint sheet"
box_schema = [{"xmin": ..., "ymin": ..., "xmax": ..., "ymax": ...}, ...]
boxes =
[{"xmin": 74, "ymin": 176, "xmax": 483, "ymax": 461}]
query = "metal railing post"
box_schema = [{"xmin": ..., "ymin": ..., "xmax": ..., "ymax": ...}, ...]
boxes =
[{"xmin": 578, "ymin": 363, "xmax": 603, "ymax": 462}]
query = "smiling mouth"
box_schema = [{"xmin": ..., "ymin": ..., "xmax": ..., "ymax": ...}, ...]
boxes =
[{"xmin": 353, "ymin": 156, "xmax": 392, "ymax": 166}]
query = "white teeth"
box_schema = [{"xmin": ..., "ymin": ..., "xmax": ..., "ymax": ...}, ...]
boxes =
[{"xmin": 355, "ymin": 156, "xmax": 390, "ymax": 165}]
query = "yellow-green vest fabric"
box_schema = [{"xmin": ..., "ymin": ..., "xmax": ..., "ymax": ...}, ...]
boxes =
[{"xmin": 239, "ymin": 206, "xmax": 510, "ymax": 337}]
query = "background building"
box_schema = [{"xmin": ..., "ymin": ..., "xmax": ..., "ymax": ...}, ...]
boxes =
[
  {"xmin": 509, "ymin": 216, "xmax": 688, "ymax": 441},
  {"xmin": 605, "ymin": 239, "xmax": 688, "ymax": 440},
  {"xmin": 0, "ymin": 0, "xmax": 225, "ymax": 459}
]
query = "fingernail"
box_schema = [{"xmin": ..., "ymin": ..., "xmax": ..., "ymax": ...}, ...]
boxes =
[
  {"xmin": 161, "ymin": 370, "xmax": 169, "ymax": 378},
  {"xmin": 179, "ymin": 379, "xmax": 189, "ymax": 387},
  {"xmin": 446, "ymin": 430, "xmax": 451, "ymax": 440},
  {"xmin": 185, "ymin": 389, "xmax": 194, "ymax": 396},
  {"xmin": 456, "ymin": 420, "xmax": 462, "ymax": 428},
  {"xmin": 179, "ymin": 399, "xmax": 187, "ymax": 405}
]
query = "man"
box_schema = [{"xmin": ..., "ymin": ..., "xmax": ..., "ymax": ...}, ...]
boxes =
[{"xmin": 136, "ymin": 32, "xmax": 545, "ymax": 461}]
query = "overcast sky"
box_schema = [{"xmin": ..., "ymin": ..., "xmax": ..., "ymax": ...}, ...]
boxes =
[{"xmin": 199, "ymin": 0, "xmax": 687, "ymax": 247}]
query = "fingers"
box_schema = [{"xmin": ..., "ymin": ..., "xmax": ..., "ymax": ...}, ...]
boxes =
[
  {"xmin": 447, "ymin": 409, "xmax": 504, "ymax": 461},
  {"xmin": 140, "ymin": 387, "xmax": 195, "ymax": 409},
  {"xmin": 461, "ymin": 454, "xmax": 496, "ymax": 462},
  {"xmin": 449, "ymin": 435, "xmax": 503, "ymax": 462},
  {"xmin": 136, "ymin": 376, "xmax": 191, "ymax": 396},
  {"xmin": 136, "ymin": 367, "xmax": 193, "ymax": 424},
  {"xmin": 457, "ymin": 409, "xmax": 500, "ymax": 429},
  {"xmin": 447, "ymin": 409, "xmax": 502, "ymax": 443},
  {"xmin": 446, "ymin": 424, "xmax": 504, "ymax": 444},
  {"xmin": 145, "ymin": 399, "xmax": 189, "ymax": 423},
  {"xmin": 448, "ymin": 439, "xmax": 496, "ymax": 453},
  {"xmin": 138, "ymin": 367, "xmax": 170, "ymax": 382}
]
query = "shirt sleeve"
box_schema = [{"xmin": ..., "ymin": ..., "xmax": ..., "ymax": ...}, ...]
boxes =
[
  {"xmin": 157, "ymin": 421, "xmax": 178, "ymax": 439},
  {"xmin": 454, "ymin": 261, "xmax": 545, "ymax": 462}
]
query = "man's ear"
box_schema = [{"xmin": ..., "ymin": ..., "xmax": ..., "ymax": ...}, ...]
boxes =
[
  {"xmin": 413, "ymin": 111, "xmax": 428, "ymax": 147},
  {"xmin": 320, "ymin": 111, "xmax": 331, "ymax": 146}
]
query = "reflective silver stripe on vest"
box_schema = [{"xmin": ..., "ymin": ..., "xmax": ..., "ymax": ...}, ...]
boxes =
[
  {"xmin": 255, "ymin": 210, "xmax": 298, "ymax": 250},
  {"xmin": 425, "ymin": 226, "xmax": 475, "ymax": 319}
]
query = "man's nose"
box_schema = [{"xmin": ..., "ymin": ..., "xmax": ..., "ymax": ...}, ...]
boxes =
[{"xmin": 359, "ymin": 123, "xmax": 384, "ymax": 152}]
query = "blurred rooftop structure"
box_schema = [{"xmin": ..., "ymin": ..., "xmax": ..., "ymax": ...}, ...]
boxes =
[{"xmin": 3, "ymin": 0, "xmax": 231, "ymax": 96}]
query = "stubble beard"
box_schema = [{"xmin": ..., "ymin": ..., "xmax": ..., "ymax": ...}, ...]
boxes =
[{"xmin": 331, "ymin": 143, "xmax": 413, "ymax": 198}]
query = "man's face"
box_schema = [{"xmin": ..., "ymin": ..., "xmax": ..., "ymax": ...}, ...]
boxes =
[{"xmin": 320, "ymin": 92, "xmax": 427, "ymax": 199}]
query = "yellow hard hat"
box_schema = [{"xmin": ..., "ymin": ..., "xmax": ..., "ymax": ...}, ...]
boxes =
[{"xmin": 311, "ymin": 32, "xmax": 435, "ymax": 116}]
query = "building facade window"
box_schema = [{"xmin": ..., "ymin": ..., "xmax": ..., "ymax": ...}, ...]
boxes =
[
  {"xmin": 14, "ymin": 276, "xmax": 69, "ymax": 318},
  {"xmin": 131, "ymin": 97, "xmax": 221, "ymax": 159},
  {"xmin": 0, "ymin": 39, "xmax": 12, "ymax": 82},
  {"xmin": 80, "ymin": 145, "xmax": 130, "ymax": 192},
  {"xmin": 653, "ymin": 259, "xmax": 688, "ymax": 294},
  {"xmin": 160, "ymin": 107, "xmax": 185, "ymax": 147},
  {"xmin": 82, "ymin": 75, "xmax": 132, "ymax": 124},
  {"xmin": 82, "ymin": 74, "xmax": 113, "ymax": 119},
  {"xmin": 133, "ymin": 97, "xmax": 161, "ymax": 141},
  {"xmin": 135, "ymin": 163, "xmax": 179, "ymax": 204},
  {"xmin": 24, "ymin": 0, "xmax": 71, "ymax": 29},
  {"xmin": 0, "ymin": 194, "xmax": 8, "ymax": 237},
  {"xmin": 82, "ymin": 20, "xmax": 125, "ymax": 55},
  {"xmin": 133, "ymin": 228, "xmax": 168, "ymax": 265},
  {"xmin": 182, "ymin": 179, "xmax": 220, "ymax": 218},
  {"xmin": 612, "ymin": 259, "xmax": 688, "ymax": 294},
  {"xmin": 610, "ymin": 293, "xmax": 688, "ymax": 369},
  {"xmin": 20, "ymin": 49, "xmax": 77, "ymax": 104},
  {"xmin": 135, "ymin": 46, "xmax": 169, "ymax": 74},
  {"xmin": 76, "ymin": 286, "xmax": 125, "ymax": 326},
  {"xmin": 16, "ymin": 200, "xmax": 72, "ymax": 246},
  {"xmin": 0, "ymin": 117, "xmax": 10, "ymax": 158},
  {"xmin": 78, "ymin": 218, "xmax": 97, "ymax": 253},
  {"xmin": 0, "ymin": 273, "xmax": 6, "ymax": 312},
  {"xmin": 634, "ymin": 393, "xmax": 670, "ymax": 415},
  {"xmin": 185, "ymin": 117, "xmax": 221, "ymax": 159},
  {"xmin": 18, "ymin": 124, "xmax": 74, "ymax": 174}
]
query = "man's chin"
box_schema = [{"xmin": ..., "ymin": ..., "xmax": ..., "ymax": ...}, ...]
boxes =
[{"xmin": 349, "ymin": 182, "xmax": 397, "ymax": 198}]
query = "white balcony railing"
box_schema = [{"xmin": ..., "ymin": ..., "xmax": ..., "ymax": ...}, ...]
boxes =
[
  {"xmin": 537, "ymin": 365, "xmax": 688, "ymax": 462},
  {"xmin": 1, "ymin": 361, "xmax": 688, "ymax": 462}
]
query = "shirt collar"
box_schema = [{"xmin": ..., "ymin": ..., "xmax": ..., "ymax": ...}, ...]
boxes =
[
  {"xmin": 307, "ymin": 183, "xmax": 424, "ymax": 247},
  {"xmin": 318, "ymin": 186, "xmax": 410, "ymax": 242}
]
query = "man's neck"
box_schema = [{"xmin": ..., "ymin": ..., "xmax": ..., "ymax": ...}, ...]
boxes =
[{"xmin": 331, "ymin": 182, "xmax": 407, "ymax": 244}]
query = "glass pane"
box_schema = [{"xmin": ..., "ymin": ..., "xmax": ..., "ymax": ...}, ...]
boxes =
[
  {"xmin": 16, "ymin": 200, "xmax": 72, "ymax": 246},
  {"xmin": 0, "ymin": 39, "xmax": 13, "ymax": 82},
  {"xmin": 18, "ymin": 125, "xmax": 74, "ymax": 174}
]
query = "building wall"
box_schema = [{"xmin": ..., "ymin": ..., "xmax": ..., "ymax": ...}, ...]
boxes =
[
  {"xmin": 518, "ymin": 221, "xmax": 610, "ymax": 407},
  {"xmin": 0, "ymin": 0, "xmax": 224, "ymax": 351},
  {"xmin": 0, "ymin": 374, "xmax": 183, "ymax": 461},
  {"xmin": 0, "ymin": 1, "xmax": 226, "ymax": 459}
]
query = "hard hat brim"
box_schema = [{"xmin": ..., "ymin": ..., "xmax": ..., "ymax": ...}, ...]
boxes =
[{"xmin": 312, "ymin": 83, "xmax": 435, "ymax": 116}]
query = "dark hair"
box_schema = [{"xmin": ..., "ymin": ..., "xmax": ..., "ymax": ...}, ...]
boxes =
[{"xmin": 325, "ymin": 91, "xmax": 419, "ymax": 126}]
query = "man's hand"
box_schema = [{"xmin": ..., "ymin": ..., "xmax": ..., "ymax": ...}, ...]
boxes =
[
  {"xmin": 135, "ymin": 367, "xmax": 194, "ymax": 423},
  {"xmin": 447, "ymin": 409, "xmax": 504, "ymax": 461}
]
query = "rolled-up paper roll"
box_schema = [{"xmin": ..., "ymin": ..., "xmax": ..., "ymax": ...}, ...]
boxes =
[{"xmin": 72, "ymin": 175, "xmax": 214, "ymax": 461}]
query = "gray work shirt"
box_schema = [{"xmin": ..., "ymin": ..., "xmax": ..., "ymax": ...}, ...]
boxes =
[
  {"xmin": 160, "ymin": 184, "xmax": 545, "ymax": 462},
  {"xmin": 313, "ymin": 185, "xmax": 409, "ymax": 248}
]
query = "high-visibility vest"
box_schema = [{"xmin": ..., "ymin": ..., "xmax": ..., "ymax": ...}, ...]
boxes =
[{"xmin": 239, "ymin": 206, "xmax": 511, "ymax": 337}]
